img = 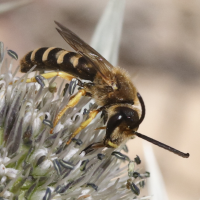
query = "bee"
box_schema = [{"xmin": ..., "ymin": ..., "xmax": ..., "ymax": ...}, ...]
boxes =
[{"xmin": 20, "ymin": 22, "xmax": 189, "ymax": 158}]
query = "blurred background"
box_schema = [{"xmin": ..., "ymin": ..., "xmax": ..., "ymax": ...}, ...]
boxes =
[{"xmin": 0, "ymin": 0, "xmax": 199, "ymax": 199}]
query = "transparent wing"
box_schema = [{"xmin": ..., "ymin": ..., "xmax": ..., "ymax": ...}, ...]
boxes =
[{"xmin": 55, "ymin": 21, "xmax": 116, "ymax": 86}]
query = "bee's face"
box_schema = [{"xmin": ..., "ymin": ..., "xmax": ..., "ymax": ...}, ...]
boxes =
[{"xmin": 104, "ymin": 107, "xmax": 140, "ymax": 148}]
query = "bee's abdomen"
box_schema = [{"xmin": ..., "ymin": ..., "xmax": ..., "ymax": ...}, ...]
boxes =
[{"xmin": 20, "ymin": 47, "xmax": 97, "ymax": 81}]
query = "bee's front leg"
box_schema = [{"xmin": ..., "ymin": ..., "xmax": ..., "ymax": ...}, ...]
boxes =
[{"xmin": 81, "ymin": 142, "xmax": 105, "ymax": 154}]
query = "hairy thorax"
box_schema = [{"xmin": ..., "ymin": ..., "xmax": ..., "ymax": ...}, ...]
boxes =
[{"xmin": 84, "ymin": 67, "xmax": 138, "ymax": 107}]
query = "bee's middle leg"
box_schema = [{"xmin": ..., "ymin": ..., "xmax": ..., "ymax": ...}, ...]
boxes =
[
  {"xmin": 66, "ymin": 108, "xmax": 101, "ymax": 145},
  {"xmin": 50, "ymin": 89, "xmax": 86, "ymax": 133}
]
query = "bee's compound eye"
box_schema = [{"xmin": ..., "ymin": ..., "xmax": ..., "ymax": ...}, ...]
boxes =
[
  {"xmin": 106, "ymin": 113, "xmax": 124, "ymax": 139},
  {"xmin": 118, "ymin": 107, "xmax": 139, "ymax": 129},
  {"xmin": 106, "ymin": 107, "xmax": 140, "ymax": 141}
]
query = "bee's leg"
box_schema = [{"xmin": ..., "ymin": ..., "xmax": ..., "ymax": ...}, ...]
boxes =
[
  {"xmin": 94, "ymin": 127, "xmax": 106, "ymax": 130},
  {"xmin": 26, "ymin": 71, "xmax": 75, "ymax": 83},
  {"xmin": 50, "ymin": 89, "xmax": 86, "ymax": 134},
  {"xmin": 66, "ymin": 109, "xmax": 101, "ymax": 145},
  {"xmin": 81, "ymin": 142, "xmax": 105, "ymax": 154}
]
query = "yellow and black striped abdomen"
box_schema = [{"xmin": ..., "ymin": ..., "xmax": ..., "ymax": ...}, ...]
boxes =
[{"xmin": 20, "ymin": 47, "xmax": 97, "ymax": 81}]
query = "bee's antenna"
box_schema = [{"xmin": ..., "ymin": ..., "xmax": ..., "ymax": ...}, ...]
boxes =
[
  {"xmin": 132, "ymin": 92, "xmax": 145, "ymax": 129},
  {"xmin": 134, "ymin": 131, "xmax": 189, "ymax": 158},
  {"xmin": 135, "ymin": 93, "xmax": 189, "ymax": 158},
  {"xmin": 137, "ymin": 92, "xmax": 145, "ymax": 124}
]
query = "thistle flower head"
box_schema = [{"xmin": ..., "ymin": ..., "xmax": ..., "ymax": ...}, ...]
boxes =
[
  {"xmin": 0, "ymin": 43, "xmax": 150, "ymax": 200},
  {"xmin": 0, "ymin": 0, "xmax": 152, "ymax": 199}
]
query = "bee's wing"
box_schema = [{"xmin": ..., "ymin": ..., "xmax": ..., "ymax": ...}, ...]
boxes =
[{"xmin": 55, "ymin": 21, "xmax": 116, "ymax": 86}]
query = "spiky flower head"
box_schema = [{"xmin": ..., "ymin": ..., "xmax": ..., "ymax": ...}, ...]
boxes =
[
  {"xmin": 0, "ymin": 1, "xmax": 151, "ymax": 199},
  {"xmin": 0, "ymin": 43, "xmax": 150, "ymax": 200}
]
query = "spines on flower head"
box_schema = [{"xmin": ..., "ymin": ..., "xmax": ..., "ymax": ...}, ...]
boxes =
[{"xmin": 0, "ymin": 43, "xmax": 150, "ymax": 199}]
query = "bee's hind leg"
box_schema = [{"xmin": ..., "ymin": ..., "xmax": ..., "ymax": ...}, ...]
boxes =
[
  {"xmin": 26, "ymin": 71, "xmax": 75, "ymax": 83},
  {"xmin": 66, "ymin": 108, "xmax": 101, "ymax": 145}
]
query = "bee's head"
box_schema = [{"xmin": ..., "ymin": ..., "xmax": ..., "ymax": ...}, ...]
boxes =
[{"xmin": 104, "ymin": 93, "xmax": 145, "ymax": 148}]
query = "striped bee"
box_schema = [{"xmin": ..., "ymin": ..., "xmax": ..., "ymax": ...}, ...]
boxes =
[{"xmin": 20, "ymin": 22, "xmax": 189, "ymax": 158}]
